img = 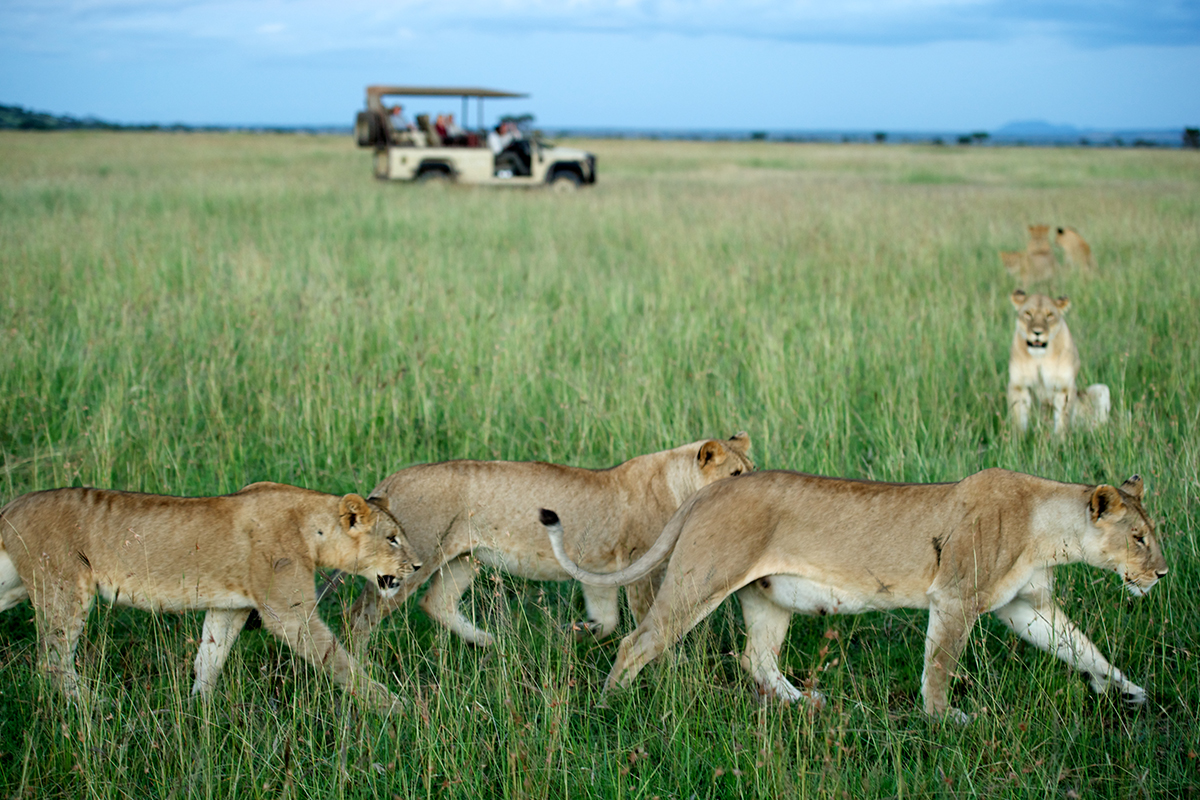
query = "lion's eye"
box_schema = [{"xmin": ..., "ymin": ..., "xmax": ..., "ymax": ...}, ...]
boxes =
[
  {"xmin": 1133, "ymin": 533, "xmax": 1146, "ymax": 546},
  {"xmin": 387, "ymin": 535, "xmax": 398, "ymax": 546}
]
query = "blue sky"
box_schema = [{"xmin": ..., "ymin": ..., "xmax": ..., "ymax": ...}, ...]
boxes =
[{"xmin": 1, "ymin": 1, "xmax": 1197, "ymax": 130}]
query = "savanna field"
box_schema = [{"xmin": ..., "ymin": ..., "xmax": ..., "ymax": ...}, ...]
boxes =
[{"xmin": 1, "ymin": 131, "xmax": 1198, "ymax": 798}]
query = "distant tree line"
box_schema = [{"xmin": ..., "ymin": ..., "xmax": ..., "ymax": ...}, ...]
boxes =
[{"xmin": 0, "ymin": 104, "xmax": 129, "ymax": 130}]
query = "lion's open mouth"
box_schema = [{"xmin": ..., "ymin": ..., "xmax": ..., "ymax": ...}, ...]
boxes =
[
  {"xmin": 377, "ymin": 574, "xmax": 400, "ymax": 591},
  {"xmin": 1123, "ymin": 577, "xmax": 1153, "ymax": 597},
  {"xmin": 1026, "ymin": 339, "xmax": 1047, "ymax": 349}
]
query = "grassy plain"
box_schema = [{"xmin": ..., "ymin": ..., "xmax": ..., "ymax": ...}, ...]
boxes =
[{"xmin": 1, "ymin": 131, "xmax": 1198, "ymax": 798}]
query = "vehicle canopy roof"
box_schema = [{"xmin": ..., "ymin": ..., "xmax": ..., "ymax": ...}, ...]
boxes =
[{"xmin": 367, "ymin": 85, "xmax": 528, "ymax": 111}]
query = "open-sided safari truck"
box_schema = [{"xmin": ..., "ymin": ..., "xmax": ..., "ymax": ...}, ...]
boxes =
[{"xmin": 355, "ymin": 85, "xmax": 596, "ymax": 189}]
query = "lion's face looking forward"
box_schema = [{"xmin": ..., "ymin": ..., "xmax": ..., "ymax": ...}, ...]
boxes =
[{"xmin": 1012, "ymin": 289, "xmax": 1069, "ymax": 357}]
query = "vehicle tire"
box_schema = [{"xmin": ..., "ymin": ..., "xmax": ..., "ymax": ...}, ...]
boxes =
[
  {"xmin": 549, "ymin": 171, "xmax": 582, "ymax": 192},
  {"xmin": 417, "ymin": 168, "xmax": 452, "ymax": 184},
  {"xmin": 355, "ymin": 111, "xmax": 381, "ymax": 147}
]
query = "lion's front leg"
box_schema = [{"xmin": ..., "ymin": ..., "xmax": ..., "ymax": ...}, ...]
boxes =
[
  {"xmin": 993, "ymin": 596, "xmax": 1145, "ymax": 705},
  {"xmin": 192, "ymin": 608, "xmax": 252, "ymax": 698},
  {"xmin": 1007, "ymin": 383, "xmax": 1032, "ymax": 433},
  {"xmin": 577, "ymin": 584, "xmax": 620, "ymax": 640},
  {"xmin": 921, "ymin": 600, "xmax": 979, "ymax": 723},
  {"xmin": 260, "ymin": 601, "xmax": 401, "ymax": 712},
  {"xmin": 420, "ymin": 555, "xmax": 497, "ymax": 646},
  {"xmin": 1051, "ymin": 387, "xmax": 1072, "ymax": 435}
]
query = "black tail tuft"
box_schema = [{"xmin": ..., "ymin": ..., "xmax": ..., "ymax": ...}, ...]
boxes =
[{"xmin": 539, "ymin": 508, "xmax": 559, "ymax": 527}]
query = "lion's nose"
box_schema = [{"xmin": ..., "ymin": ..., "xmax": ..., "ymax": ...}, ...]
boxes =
[{"xmin": 377, "ymin": 574, "xmax": 400, "ymax": 590}]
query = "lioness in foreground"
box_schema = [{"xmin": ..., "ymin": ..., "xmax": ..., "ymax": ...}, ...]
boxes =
[
  {"xmin": 347, "ymin": 434, "xmax": 754, "ymax": 643},
  {"xmin": 543, "ymin": 468, "xmax": 1166, "ymax": 721},
  {"xmin": 1008, "ymin": 289, "xmax": 1109, "ymax": 434},
  {"xmin": 0, "ymin": 483, "xmax": 419, "ymax": 708}
]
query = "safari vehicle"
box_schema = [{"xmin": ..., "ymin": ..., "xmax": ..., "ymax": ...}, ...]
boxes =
[{"xmin": 355, "ymin": 85, "xmax": 596, "ymax": 189}]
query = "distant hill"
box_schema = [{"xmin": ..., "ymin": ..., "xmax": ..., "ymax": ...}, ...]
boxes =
[
  {"xmin": 0, "ymin": 104, "xmax": 122, "ymax": 130},
  {"xmin": 994, "ymin": 120, "xmax": 1080, "ymax": 137}
]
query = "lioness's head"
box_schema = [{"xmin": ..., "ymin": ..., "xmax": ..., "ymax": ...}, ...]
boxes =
[
  {"xmin": 1027, "ymin": 224, "xmax": 1051, "ymax": 244},
  {"xmin": 335, "ymin": 494, "xmax": 420, "ymax": 598},
  {"xmin": 694, "ymin": 432, "xmax": 756, "ymax": 487},
  {"xmin": 1084, "ymin": 476, "xmax": 1168, "ymax": 597},
  {"xmin": 1011, "ymin": 289, "xmax": 1069, "ymax": 356}
]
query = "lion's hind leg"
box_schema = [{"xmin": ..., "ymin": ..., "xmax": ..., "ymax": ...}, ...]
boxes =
[
  {"xmin": 603, "ymin": 578, "xmax": 732, "ymax": 695},
  {"xmin": 576, "ymin": 584, "xmax": 620, "ymax": 640},
  {"xmin": 993, "ymin": 596, "xmax": 1144, "ymax": 705},
  {"xmin": 34, "ymin": 580, "xmax": 94, "ymax": 701},
  {"xmin": 191, "ymin": 608, "xmax": 252, "ymax": 698},
  {"xmin": 737, "ymin": 582, "xmax": 819, "ymax": 706}
]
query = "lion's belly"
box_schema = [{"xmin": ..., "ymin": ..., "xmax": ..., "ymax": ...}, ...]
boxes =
[
  {"xmin": 473, "ymin": 547, "xmax": 571, "ymax": 582},
  {"xmin": 95, "ymin": 574, "xmax": 254, "ymax": 613},
  {"xmin": 758, "ymin": 575, "xmax": 926, "ymax": 616}
]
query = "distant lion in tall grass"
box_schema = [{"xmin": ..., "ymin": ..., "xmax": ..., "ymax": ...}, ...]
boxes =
[
  {"xmin": 1056, "ymin": 226, "xmax": 1097, "ymax": 272},
  {"xmin": 1007, "ymin": 289, "xmax": 1109, "ymax": 434}
]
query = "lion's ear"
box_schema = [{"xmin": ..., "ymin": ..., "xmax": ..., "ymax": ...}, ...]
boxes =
[
  {"xmin": 1120, "ymin": 475, "xmax": 1144, "ymax": 501},
  {"xmin": 727, "ymin": 432, "xmax": 751, "ymax": 453},
  {"xmin": 697, "ymin": 440, "xmax": 728, "ymax": 469},
  {"xmin": 339, "ymin": 493, "xmax": 375, "ymax": 536},
  {"xmin": 1011, "ymin": 289, "xmax": 1027, "ymax": 309},
  {"xmin": 1054, "ymin": 296, "xmax": 1071, "ymax": 313},
  {"xmin": 1089, "ymin": 485, "xmax": 1126, "ymax": 523}
]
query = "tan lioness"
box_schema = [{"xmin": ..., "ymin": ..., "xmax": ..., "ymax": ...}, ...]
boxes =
[
  {"xmin": 1056, "ymin": 226, "xmax": 1097, "ymax": 272},
  {"xmin": 1008, "ymin": 289, "xmax": 1109, "ymax": 434},
  {"xmin": 346, "ymin": 434, "xmax": 754, "ymax": 643},
  {"xmin": 542, "ymin": 469, "xmax": 1167, "ymax": 721},
  {"xmin": 0, "ymin": 483, "xmax": 420, "ymax": 708}
]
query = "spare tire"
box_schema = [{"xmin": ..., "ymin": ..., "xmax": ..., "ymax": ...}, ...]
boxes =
[{"xmin": 355, "ymin": 111, "xmax": 381, "ymax": 147}]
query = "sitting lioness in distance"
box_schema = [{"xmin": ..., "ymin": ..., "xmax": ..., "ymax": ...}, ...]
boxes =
[
  {"xmin": 542, "ymin": 468, "xmax": 1167, "ymax": 722},
  {"xmin": 346, "ymin": 434, "xmax": 754, "ymax": 644},
  {"xmin": 0, "ymin": 483, "xmax": 419, "ymax": 709},
  {"xmin": 1056, "ymin": 226, "xmax": 1097, "ymax": 272},
  {"xmin": 1025, "ymin": 224, "xmax": 1058, "ymax": 281},
  {"xmin": 1008, "ymin": 289, "xmax": 1110, "ymax": 435}
]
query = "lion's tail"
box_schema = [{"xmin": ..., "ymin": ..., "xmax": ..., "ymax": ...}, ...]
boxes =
[
  {"xmin": 1073, "ymin": 383, "xmax": 1111, "ymax": 429},
  {"xmin": 540, "ymin": 502, "xmax": 690, "ymax": 587}
]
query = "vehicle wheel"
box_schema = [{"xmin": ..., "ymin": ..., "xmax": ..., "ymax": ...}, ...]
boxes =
[
  {"xmin": 417, "ymin": 169, "xmax": 452, "ymax": 184},
  {"xmin": 550, "ymin": 171, "xmax": 582, "ymax": 192},
  {"xmin": 356, "ymin": 111, "xmax": 381, "ymax": 147}
]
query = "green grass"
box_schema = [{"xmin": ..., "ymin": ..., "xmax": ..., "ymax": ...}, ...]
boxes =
[{"xmin": 1, "ymin": 131, "xmax": 1198, "ymax": 798}]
